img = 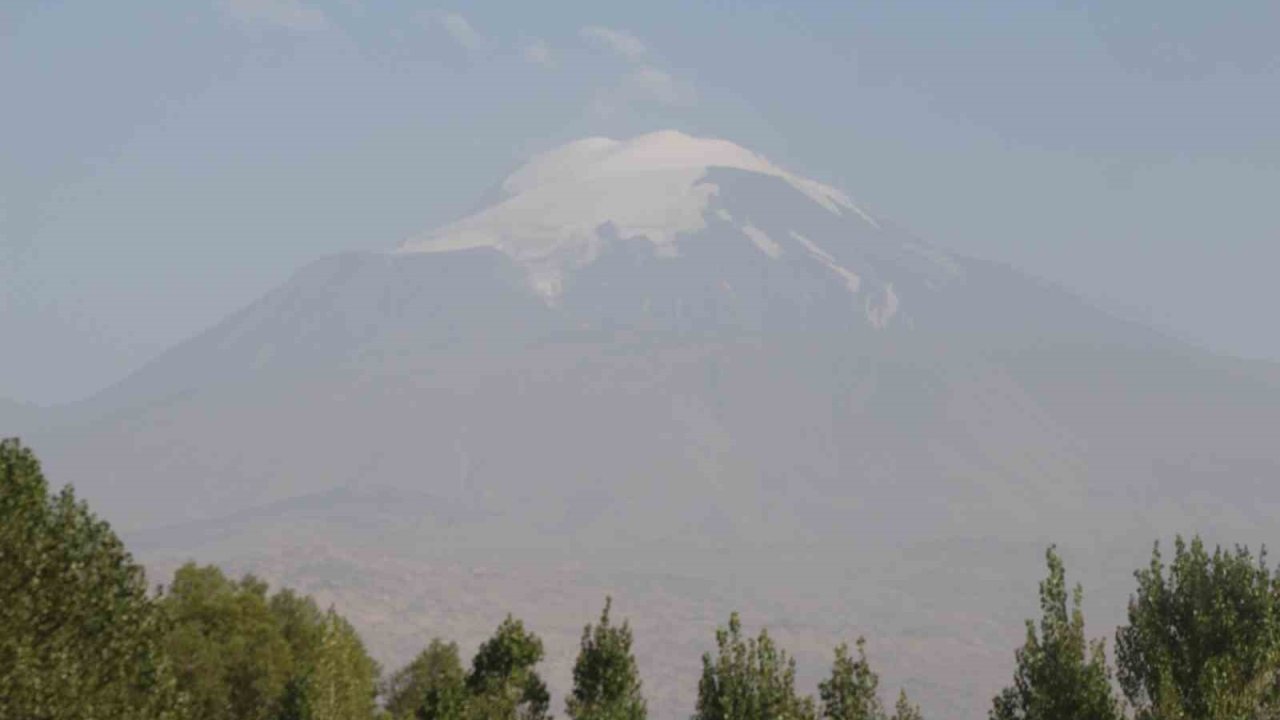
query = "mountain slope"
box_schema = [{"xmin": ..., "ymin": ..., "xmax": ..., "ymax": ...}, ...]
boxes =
[
  {"xmin": 20, "ymin": 130, "xmax": 1280, "ymax": 718},
  {"xmin": 0, "ymin": 398, "xmax": 38, "ymax": 435}
]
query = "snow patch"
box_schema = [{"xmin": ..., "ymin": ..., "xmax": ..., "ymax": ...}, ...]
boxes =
[
  {"xmin": 865, "ymin": 284, "xmax": 900, "ymax": 329},
  {"xmin": 789, "ymin": 231, "xmax": 861, "ymax": 294},
  {"xmin": 742, "ymin": 224, "xmax": 782, "ymax": 258}
]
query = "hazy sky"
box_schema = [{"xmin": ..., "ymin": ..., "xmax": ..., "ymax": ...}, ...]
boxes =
[{"xmin": 2, "ymin": 0, "xmax": 1277, "ymax": 405}]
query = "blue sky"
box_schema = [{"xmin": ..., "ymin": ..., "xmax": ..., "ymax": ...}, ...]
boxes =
[{"xmin": 2, "ymin": 0, "xmax": 1278, "ymax": 404}]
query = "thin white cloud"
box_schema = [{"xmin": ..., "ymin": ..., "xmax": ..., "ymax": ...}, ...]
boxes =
[
  {"xmin": 523, "ymin": 38, "xmax": 554, "ymax": 67},
  {"xmin": 441, "ymin": 12, "xmax": 485, "ymax": 51},
  {"xmin": 223, "ymin": 0, "xmax": 329, "ymax": 32},
  {"xmin": 580, "ymin": 25, "xmax": 647, "ymax": 62},
  {"xmin": 630, "ymin": 66, "xmax": 688, "ymax": 105},
  {"xmin": 592, "ymin": 65, "xmax": 697, "ymax": 117}
]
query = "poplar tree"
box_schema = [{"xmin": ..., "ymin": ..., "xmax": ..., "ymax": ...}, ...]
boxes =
[
  {"xmin": 819, "ymin": 638, "xmax": 884, "ymax": 720},
  {"xmin": 890, "ymin": 691, "xmax": 924, "ymax": 720},
  {"xmin": 161, "ymin": 565, "xmax": 293, "ymax": 720},
  {"xmin": 567, "ymin": 597, "xmax": 647, "ymax": 720},
  {"xmin": 990, "ymin": 547, "xmax": 1120, "ymax": 720},
  {"xmin": 0, "ymin": 438, "xmax": 185, "ymax": 720},
  {"xmin": 309, "ymin": 609, "xmax": 380, "ymax": 720},
  {"xmin": 1116, "ymin": 536, "xmax": 1280, "ymax": 720},
  {"xmin": 466, "ymin": 615, "xmax": 552, "ymax": 720},
  {"xmin": 693, "ymin": 612, "xmax": 816, "ymax": 720},
  {"xmin": 270, "ymin": 589, "xmax": 327, "ymax": 720},
  {"xmin": 383, "ymin": 638, "xmax": 467, "ymax": 720},
  {"xmin": 819, "ymin": 637, "xmax": 922, "ymax": 720}
]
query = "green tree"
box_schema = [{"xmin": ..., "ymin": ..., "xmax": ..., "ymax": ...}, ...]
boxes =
[
  {"xmin": 0, "ymin": 438, "xmax": 186, "ymax": 720},
  {"xmin": 161, "ymin": 564, "xmax": 294, "ymax": 720},
  {"xmin": 383, "ymin": 639, "xmax": 467, "ymax": 720},
  {"xmin": 889, "ymin": 691, "xmax": 923, "ymax": 720},
  {"xmin": 990, "ymin": 547, "xmax": 1120, "ymax": 720},
  {"xmin": 694, "ymin": 612, "xmax": 816, "ymax": 720},
  {"xmin": 818, "ymin": 637, "xmax": 922, "ymax": 720},
  {"xmin": 466, "ymin": 615, "xmax": 552, "ymax": 720},
  {"xmin": 1115, "ymin": 536, "xmax": 1280, "ymax": 720},
  {"xmin": 309, "ymin": 608, "xmax": 380, "ymax": 720},
  {"xmin": 819, "ymin": 638, "xmax": 883, "ymax": 720},
  {"xmin": 819, "ymin": 632, "xmax": 921, "ymax": 717},
  {"xmin": 567, "ymin": 597, "xmax": 647, "ymax": 720},
  {"xmin": 270, "ymin": 589, "xmax": 327, "ymax": 720}
]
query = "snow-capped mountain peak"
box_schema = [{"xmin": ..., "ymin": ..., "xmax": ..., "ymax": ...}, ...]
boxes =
[
  {"xmin": 497, "ymin": 130, "xmax": 862, "ymax": 215},
  {"xmin": 397, "ymin": 130, "xmax": 884, "ymax": 300}
]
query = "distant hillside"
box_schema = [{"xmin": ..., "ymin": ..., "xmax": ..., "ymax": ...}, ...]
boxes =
[{"xmin": 0, "ymin": 399, "xmax": 38, "ymax": 437}]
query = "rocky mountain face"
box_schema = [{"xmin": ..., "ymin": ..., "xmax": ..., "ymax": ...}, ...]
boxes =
[{"xmin": 12, "ymin": 131, "xmax": 1280, "ymax": 718}]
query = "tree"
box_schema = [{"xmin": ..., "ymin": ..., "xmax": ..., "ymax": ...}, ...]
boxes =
[
  {"xmin": 163, "ymin": 564, "xmax": 380, "ymax": 720},
  {"xmin": 1115, "ymin": 536, "xmax": 1280, "ymax": 720},
  {"xmin": 270, "ymin": 589, "xmax": 327, "ymax": 720},
  {"xmin": 990, "ymin": 546, "xmax": 1120, "ymax": 720},
  {"xmin": 890, "ymin": 691, "xmax": 923, "ymax": 720},
  {"xmin": 819, "ymin": 638, "xmax": 883, "ymax": 720},
  {"xmin": 161, "ymin": 564, "xmax": 294, "ymax": 720},
  {"xmin": 383, "ymin": 638, "xmax": 467, "ymax": 720},
  {"xmin": 818, "ymin": 637, "xmax": 922, "ymax": 720},
  {"xmin": 309, "ymin": 608, "xmax": 380, "ymax": 720},
  {"xmin": 566, "ymin": 597, "xmax": 647, "ymax": 720},
  {"xmin": 694, "ymin": 612, "xmax": 816, "ymax": 720},
  {"xmin": 0, "ymin": 438, "xmax": 186, "ymax": 720},
  {"xmin": 466, "ymin": 615, "xmax": 552, "ymax": 720}
]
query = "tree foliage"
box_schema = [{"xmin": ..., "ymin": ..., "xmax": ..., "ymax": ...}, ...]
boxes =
[
  {"xmin": 566, "ymin": 597, "xmax": 647, "ymax": 720},
  {"xmin": 161, "ymin": 565, "xmax": 294, "ymax": 720},
  {"xmin": 819, "ymin": 638, "xmax": 883, "ymax": 720},
  {"xmin": 890, "ymin": 691, "xmax": 923, "ymax": 720},
  {"xmin": 990, "ymin": 547, "xmax": 1120, "ymax": 720},
  {"xmin": 383, "ymin": 638, "xmax": 467, "ymax": 720},
  {"xmin": 694, "ymin": 612, "xmax": 816, "ymax": 720},
  {"xmin": 161, "ymin": 562, "xmax": 378, "ymax": 720},
  {"xmin": 0, "ymin": 438, "xmax": 185, "ymax": 720},
  {"xmin": 1115, "ymin": 536, "xmax": 1280, "ymax": 720},
  {"xmin": 819, "ymin": 637, "xmax": 920, "ymax": 720},
  {"xmin": 309, "ymin": 609, "xmax": 380, "ymax": 720},
  {"xmin": 466, "ymin": 614, "xmax": 552, "ymax": 720},
  {"xmin": 270, "ymin": 589, "xmax": 328, "ymax": 720}
]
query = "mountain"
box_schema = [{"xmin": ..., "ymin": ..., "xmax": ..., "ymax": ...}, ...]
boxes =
[
  {"xmin": 20, "ymin": 131, "xmax": 1280, "ymax": 718},
  {"xmin": 0, "ymin": 398, "xmax": 37, "ymax": 433}
]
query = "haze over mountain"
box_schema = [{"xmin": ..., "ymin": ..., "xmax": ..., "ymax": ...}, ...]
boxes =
[{"xmin": 11, "ymin": 131, "xmax": 1280, "ymax": 718}]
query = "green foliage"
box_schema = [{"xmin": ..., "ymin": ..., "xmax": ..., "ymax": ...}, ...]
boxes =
[
  {"xmin": 990, "ymin": 547, "xmax": 1120, "ymax": 720},
  {"xmin": 162, "ymin": 563, "xmax": 379, "ymax": 720},
  {"xmin": 417, "ymin": 682, "xmax": 468, "ymax": 720},
  {"xmin": 693, "ymin": 611, "xmax": 816, "ymax": 720},
  {"xmin": 162, "ymin": 564, "xmax": 293, "ymax": 720},
  {"xmin": 819, "ymin": 637, "xmax": 924, "ymax": 720},
  {"xmin": 383, "ymin": 639, "xmax": 467, "ymax": 720},
  {"xmin": 466, "ymin": 614, "xmax": 552, "ymax": 720},
  {"xmin": 1115, "ymin": 535, "xmax": 1280, "ymax": 720},
  {"xmin": 309, "ymin": 609, "xmax": 381, "ymax": 720},
  {"xmin": 415, "ymin": 643, "xmax": 468, "ymax": 720},
  {"xmin": 271, "ymin": 589, "xmax": 327, "ymax": 667},
  {"xmin": 819, "ymin": 638, "xmax": 883, "ymax": 720},
  {"xmin": 567, "ymin": 597, "xmax": 647, "ymax": 720},
  {"xmin": 270, "ymin": 589, "xmax": 327, "ymax": 720},
  {"xmin": 0, "ymin": 438, "xmax": 185, "ymax": 720},
  {"xmin": 889, "ymin": 691, "xmax": 923, "ymax": 720}
]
